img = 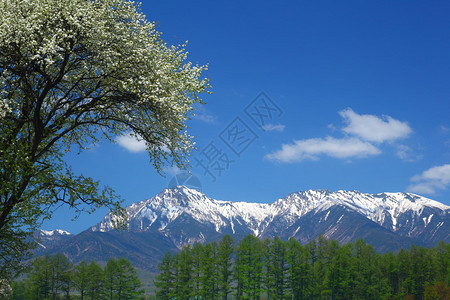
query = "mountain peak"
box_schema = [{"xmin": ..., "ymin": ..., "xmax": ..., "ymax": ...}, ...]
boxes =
[
  {"xmin": 40, "ymin": 229, "xmax": 72, "ymax": 236},
  {"xmin": 155, "ymin": 185, "xmax": 207, "ymax": 205},
  {"xmin": 161, "ymin": 185, "xmax": 202, "ymax": 195}
]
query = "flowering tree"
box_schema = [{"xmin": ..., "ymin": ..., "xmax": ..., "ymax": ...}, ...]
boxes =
[{"xmin": 0, "ymin": 0, "xmax": 210, "ymax": 280}]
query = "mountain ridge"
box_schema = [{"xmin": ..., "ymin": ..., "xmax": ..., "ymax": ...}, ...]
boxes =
[
  {"xmin": 91, "ymin": 186, "xmax": 449, "ymax": 248},
  {"xmin": 38, "ymin": 186, "xmax": 449, "ymax": 272}
]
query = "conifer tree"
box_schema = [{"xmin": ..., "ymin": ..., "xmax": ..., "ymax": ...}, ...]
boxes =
[
  {"xmin": 353, "ymin": 240, "xmax": 380, "ymax": 299},
  {"xmin": 115, "ymin": 258, "xmax": 144, "ymax": 300},
  {"xmin": 306, "ymin": 238, "xmax": 318, "ymax": 300},
  {"xmin": 323, "ymin": 239, "xmax": 340, "ymax": 300},
  {"xmin": 286, "ymin": 238, "xmax": 303, "ymax": 299},
  {"xmin": 154, "ymin": 252, "xmax": 176, "ymax": 300},
  {"xmin": 432, "ymin": 241, "xmax": 450, "ymax": 285},
  {"xmin": 191, "ymin": 242, "xmax": 204, "ymax": 297},
  {"xmin": 175, "ymin": 245, "xmax": 193, "ymax": 299},
  {"xmin": 27, "ymin": 255, "xmax": 52, "ymax": 299},
  {"xmin": 397, "ymin": 248, "xmax": 413, "ymax": 297},
  {"xmin": 217, "ymin": 235, "xmax": 234, "ymax": 300},
  {"xmin": 104, "ymin": 258, "xmax": 120, "ymax": 300},
  {"xmin": 383, "ymin": 251, "xmax": 400, "ymax": 297},
  {"xmin": 50, "ymin": 253, "xmax": 72, "ymax": 299},
  {"xmin": 200, "ymin": 242, "xmax": 219, "ymax": 299},
  {"xmin": 86, "ymin": 261, "xmax": 104, "ymax": 300},
  {"xmin": 264, "ymin": 236, "xmax": 287, "ymax": 299},
  {"xmin": 234, "ymin": 234, "xmax": 265, "ymax": 299},
  {"xmin": 72, "ymin": 261, "xmax": 89, "ymax": 299},
  {"xmin": 314, "ymin": 235, "xmax": 330, "ymax": 298}
]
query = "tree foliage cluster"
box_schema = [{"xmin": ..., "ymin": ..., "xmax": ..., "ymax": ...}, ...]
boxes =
[
  {"xmin": 155, "ymin": 235, "xmax": 450, "ymax": 300},
  {"xmin": 0, "ymin": 0, "xmax": 209, "ymax": 281},
  {"xmin": 10, "ymin": 254, "xmax": 144, "ymax": 299}
]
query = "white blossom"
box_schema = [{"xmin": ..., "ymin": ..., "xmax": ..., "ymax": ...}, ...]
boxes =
[{"xmin": 0, "ymin": 0, "xmax": 210, "ymax": 170}]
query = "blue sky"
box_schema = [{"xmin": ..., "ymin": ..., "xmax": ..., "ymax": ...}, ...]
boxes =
[{"xmin": 43, "ymin": 1, "xmax": 450, "ymax": 233}]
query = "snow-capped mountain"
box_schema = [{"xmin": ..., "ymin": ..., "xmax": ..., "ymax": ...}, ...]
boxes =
[
  {"xmin": 91, "ymin": 186, "xmax": 450, "ymax": 250},
  {"xmin": 40, "ymin": 229, "xmax": 72, "ymax": 236},
  {"xmin": 36, "ymin": 229, "xmax": 72, "ymax": 249}
]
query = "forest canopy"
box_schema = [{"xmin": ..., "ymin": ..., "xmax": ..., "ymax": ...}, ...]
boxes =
[{"xmin": 155, "ymin": 235, "xmax": 450, "ymax": 300}]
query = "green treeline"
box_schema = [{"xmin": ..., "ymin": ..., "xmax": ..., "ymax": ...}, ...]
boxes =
[
  {"xmin": 10, "ymin": 254, "xmax": 144, "ymax": 299},
  {"xmin": 154, "ymin": 235, "xmax": 450, "ymax": 300}
]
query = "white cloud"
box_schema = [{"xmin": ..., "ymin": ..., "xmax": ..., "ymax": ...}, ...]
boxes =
[
  {"xmin": 163, "ymin": 166, "xmax": 183, "ymax": 176},
  {"xmin": 262, "ymin": 123, "xmax": 285, "ymax": 132},
  {"xmin": 116, "ymin": 133, "xmax": 146, "ymax": 153},
  {"xmin": 407, "ymin": 164, "xmax": 450, "ymax": 194},
  {"xmin": 192, "ymin": 104, "xmax": 217, "ymax": 123},
  {"xmin": 193, "ymin": 113, "xmax": 217, "ymax": 123},
  {"xmin": 395, "ymin": 145, "xmax": 422, "ymax": 162},
  {"xmin": 339, "ymin": 108, "xmax": 412, "ymax": 143},
  {"xmin": 266, "ymin": 108, "xmax": 414, "ymax": 164},
  {"xmin": 265, "ymin": 137, "xmax": 381, "ymax": 163},
  {"xmin": 327, "ymin": 124, "xmax": 337, "ymax": 132},
  {"xmin": 441, "ymin": 125, "xmax": 450, "ymax": 134}
]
